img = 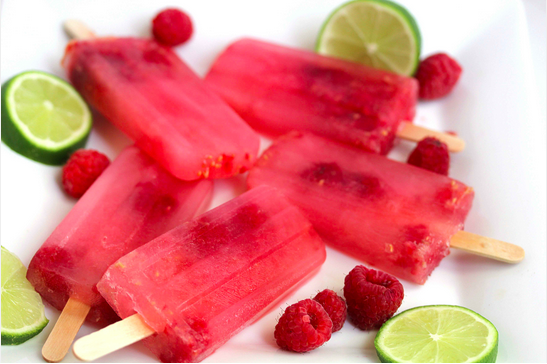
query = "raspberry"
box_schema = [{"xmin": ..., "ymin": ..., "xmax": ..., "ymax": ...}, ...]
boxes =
[
  {"xmin": 343, "ymin": 265, "xmax": 404, "ymax": 330},
  {"xmin": 62, "ymin": 149, "xmax": 110, "ymax": 198},
  {"xmin": 415, "ymin": 53, "xmax": 462, "ymax": 100},
  {"xmin": 313, "ymin": 289, "xmax": 347, "ymax": 332},
  {"xmin": 152, "ymin": 8, "xmax": 193, "ymax": 47},
  {"xmin": 274, "ymin": 299, "xmax": 333, "ymax": 352},
  {"xmin": 407, "ymin": 137, "xmax": 450, "ymax": 175}
]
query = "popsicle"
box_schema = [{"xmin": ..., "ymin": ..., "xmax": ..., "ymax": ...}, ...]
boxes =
[
  {"xmin": 73, "ymin": 186, "xmax": 326, "ymax": 363},
  {"xmin": 204, "ymin": 38, "xmax": 464, "ymax": 154},
  {"xmin": 27, "ymin": 145, "xmax": 212, "ymax": 362},
  {"xmin": 62, "ymin": 36, "xmax": 260, "ymax": 180},
  {"xmin": 247, "ymin": 132, "xmax": 522, "ymax": 284}
]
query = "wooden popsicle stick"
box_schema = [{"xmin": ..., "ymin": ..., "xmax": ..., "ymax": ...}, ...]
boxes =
[
  {"xmin": 64, "ymin": 19, "xmax": 96, "ymax": 40},
  {"xmin": 73, "ymin": 314, "xmax": 154, "ymax": 362},
  {"xmin": 450, "ymin": 231, "xmax": 525, "ymax": 263},
  {"xmin": 42, "ymin": 298, "xmax": 91, "ymax": 363},
  {"xmin": 397, "ymin": 122, "xmax": 465, "ymax": 153}
]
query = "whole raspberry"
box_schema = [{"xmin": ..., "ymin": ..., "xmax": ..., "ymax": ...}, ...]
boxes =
[
  {"xmin": 415, "ymin": 53, "xmax": 462, "ymax": 100},
  {"xmin": 313, "ymin": 289, "xmax": 347, "ymax": 332},
  {"xmin": 407, "ymin": 137, "xmax": 450, "ymax": 175},
  {"xmin": 152, "ymin": 8, "xmax": 193, "ymax": 46},
  {"xmin": 274, "ymin": 299, "xmax": 333, "ymax": 352},
  {"xmin": 62, "ymin": 149, "xmax": 110, "ymax": 198},
  {"xmin": 343, "ymin": 266, "xmax": 404, "ymax": 330}
]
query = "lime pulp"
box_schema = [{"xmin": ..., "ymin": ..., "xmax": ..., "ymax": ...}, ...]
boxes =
[
  {"xmin": 316, "ymin": 0, "xmax": 421, "ymax": 76},
  {"xmin": 374, "ymin": 305, "xmax": 498, "ymax": 363},
  {"xmin": 1, "ymin": 71, "xmax": 92, "ymax": 165},
  {"xmin": 1, "ymin": 246, "xmax": 49, "ymax": 345}
]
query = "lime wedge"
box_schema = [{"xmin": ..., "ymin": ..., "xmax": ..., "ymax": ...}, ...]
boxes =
[
  {"xmin": 316, "ymin": 0, "xmax": 421, "ymax": 76},
  {"xmin": 1, "ymin": 71, "xmax": 92, "ymax": 165},
  {"xmin": 375, "ymin": 305, "xmax": 498, "ymax": 363},
  {"xmin": 1, "ymin": 246, "xmax": 49, "ymax": 345}
]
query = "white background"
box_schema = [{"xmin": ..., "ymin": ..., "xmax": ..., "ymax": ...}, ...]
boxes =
[{"xmin": 1, "ymin": 0, "xmax": 546, "ymax": 362}]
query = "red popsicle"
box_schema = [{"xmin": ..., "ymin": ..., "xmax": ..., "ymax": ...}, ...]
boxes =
[
  {"xmin": 247, "ymin": 132, "xmax": 474, "ymax": 284},
  {"xmin": 28, "ymin": 146, "xmax": 212, "ymax": 361},
  {"xmin": 63, "ymin": 38, "xmax": 260, "ymax": 180},
  {"xmin": 205, "ymin": 38, "xmax": 418, "ymax": 154},
  {"xmin": 73, "ymin": 186, "xmax": 326, "ymax": 362}
]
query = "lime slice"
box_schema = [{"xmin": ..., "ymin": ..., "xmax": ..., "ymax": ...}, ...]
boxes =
[
  {"xmin": 1, "ymin": 71, "xmax": 92, "ymax": 165},
  {"xmin": 1, "ymin": 246, "xmax": 49, "ymax": 345},
  {"xmin": 375, "ymin": 305, "xmax": 498, "ymax": 363},
  {"xmin": 316, "ymin": 0, "xmax": 421, "ymax": 76}
]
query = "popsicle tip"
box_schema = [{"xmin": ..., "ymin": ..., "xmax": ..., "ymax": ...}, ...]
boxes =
[
  {"xmin": 41, "ymin": 298, "xmax": 91, "ymax": 363},
  {"xmin": 450, "ymin": 231, "xmax": 525, "ymax": 264},
  {"xmin": 42, "ymin": 347, "xmax": 64, "ymax": 363},
  {"xmin": 397, "ymin": 122, "xmax": 466, "ymax": 153},
  {"xmin": 72, "ymin": 339, "xmax": 91, "ymax": 362},
  {"xmin": 447, "ymin": 137, "xmax": 465, "ymax": 153},
  {"xmin": 509, "ymin": 245, "xmax": 525, "ymax": 263},
  {"xmin": 72, "ymin": 314, "xmax": 154, "ymax": 362},
  {"xmin": 63, "ymin": 20, "xmax": 96, "ymax": 40}
]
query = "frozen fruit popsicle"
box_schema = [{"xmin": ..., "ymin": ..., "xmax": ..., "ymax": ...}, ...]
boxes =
[
  {"xmin": 62, "ymin": 37, "xmax": 260, "ymax": 180},
  {"xmin": 27, "ymin": 145, "xmax": 212, "ymax": 325},
  {"xmin": 76, "ymin": 186, "xmax": 326, "ymax": 363},
  {"xmin": 204, "ymin": 38, "xmax": 418, "ymax": 155},
  {"xmin": 247, "ymin": 132, "xmax": 475, "ymax": 284}
]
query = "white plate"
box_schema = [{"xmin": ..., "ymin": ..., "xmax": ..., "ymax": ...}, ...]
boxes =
[{"xmin": 1, "ymin": 0, "xmax": 546, "ymax": 362}]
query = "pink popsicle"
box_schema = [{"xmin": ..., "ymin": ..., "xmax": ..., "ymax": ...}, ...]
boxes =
[
  {"xmin": 27, "ymin": 146, "xmax": 212, "ymax": 324},
  {"xmin": 97, "ymin": 185, "xmax": 326, "ymax": 362},
  {"xmin": 247, "ymin": 133, "xmax": 474, "ymax": 284},
  {"xmin": 62, "ymin": 38, "xmax": 260, "ymax": 180},
  {"xmin": 204, "ymin": 38, "xmax": 418, "ymax": 155}
]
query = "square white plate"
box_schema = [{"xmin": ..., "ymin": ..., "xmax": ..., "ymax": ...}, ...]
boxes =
[{"xmin": 1, "ymin": 0, "xmax": 546, "ymax": 362}]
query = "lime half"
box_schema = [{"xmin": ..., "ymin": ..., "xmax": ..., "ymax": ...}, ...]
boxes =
[
  {"xmin": 1, "ymin": 246, "xmax": 49, "ymax": 345},
  {"xmin": 1, "ymin": 71, "xmax": 92, "ymax": 165},
  {"xmin": 375, "ymin": 305, "xmax": 498, "ymax": 363},
  {"xmin": 316, "ymin": 0, "xmax": 421, "ymax": 76}
]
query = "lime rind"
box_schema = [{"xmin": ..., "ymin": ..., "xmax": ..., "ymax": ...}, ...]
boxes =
[
  {"xmin": 1, "ymin": 246, "xmax": 49, "ymax": 345},
  {"xmin": 316, "ymin": 0, "xmax": 422, "ymax": 76},
  {"xmin": 1, "ymin": 71, "xmax": 92, "ymax": 165},
  {"xmin": 1, "ymin": 311, "xmax": 49, "ymax": 346},
  {"xmin": 375, "ymin": 305, "xmax": 498, "ymax": 363}
]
